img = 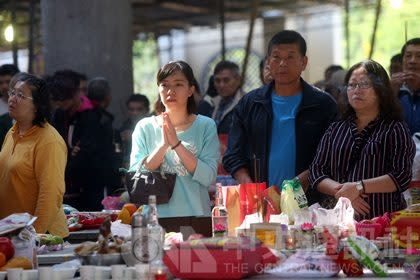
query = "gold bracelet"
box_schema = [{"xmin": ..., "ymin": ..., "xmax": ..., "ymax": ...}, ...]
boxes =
[{"xmin": 171, "ymin": 140, "xmax": 182, "ymax": 150}]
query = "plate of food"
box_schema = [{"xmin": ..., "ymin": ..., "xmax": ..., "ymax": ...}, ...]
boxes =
[
  {"xmin": 68, "ymin": 212, "xmax": 119, "ymax": 231},
  {"xmin": 74, "ymin": 217, "xmax": 125, "ymax": 266}
]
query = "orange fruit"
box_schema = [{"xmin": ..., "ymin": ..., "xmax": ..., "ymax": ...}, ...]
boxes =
[
  {"xmin": 122, "ymin": 203, "xmax": 137, "ymax": 216},
  {"xmin": 0, "ymin": 252, "xmax": 5, "ymax": 268},
  {"xmin": 117, "ymin": 208, "xmax": 131, "ymax": 225}
]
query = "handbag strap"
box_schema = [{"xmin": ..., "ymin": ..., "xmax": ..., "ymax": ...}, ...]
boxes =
[
  {"xmin": 130, "ymin": 157, "xmax": 148, "ymax": 195},
  {"xmin": 135, "ymin": 156, "xmax": 167, "ymax": 179}
]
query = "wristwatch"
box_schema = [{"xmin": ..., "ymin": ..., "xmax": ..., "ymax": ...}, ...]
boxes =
[{"xmin": 355, "ymin": 181, "xmax": 364, "ymax": 193}]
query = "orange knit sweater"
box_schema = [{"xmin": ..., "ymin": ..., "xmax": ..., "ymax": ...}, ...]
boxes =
[{"xmin": 0, "ymin": 123, "xmax": 68, "ymax": 237}]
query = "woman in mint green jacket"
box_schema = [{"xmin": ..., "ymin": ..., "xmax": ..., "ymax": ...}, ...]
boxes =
[{"xmin": 130, "ymin": 61, "xmax": 220, "ymax": 237}]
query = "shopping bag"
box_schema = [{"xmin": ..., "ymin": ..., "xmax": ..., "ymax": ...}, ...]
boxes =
[
  {"xmin": 262, "ymin": 186, "xmax": 281, "ymax": 222},
  {"xmin": 224, "ymin": 186, "xmax": 241, "ymax": 236},
  {"xmin": 239, "ymin": 182, "xmax": 267, "ymax": 222}
]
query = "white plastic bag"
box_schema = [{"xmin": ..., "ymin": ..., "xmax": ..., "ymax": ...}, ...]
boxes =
[{"xmin": 312, "ymin": 197, "xmax": 355, "ymax": 231}]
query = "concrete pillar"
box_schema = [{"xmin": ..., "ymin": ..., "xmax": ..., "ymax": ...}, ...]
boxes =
[
  {"xmin": 40, "ymin": 0, "xmax": 133, "ymax": 125},
  {"xmin": 262, "ymin": 17, "xmax": 286, "ymax": 56}
]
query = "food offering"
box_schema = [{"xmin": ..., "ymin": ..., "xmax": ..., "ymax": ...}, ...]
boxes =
[
  {"xmin": 163, "ymin": 236, "xmax": 279, "ymax": 279},
  {"xmin": 391, "ymin": 206, "xmax": 420, "ymax": 249},
  {"xmin": 36, "ymin": 234, "xmax": 65, "ymax": 254},
  {"xmin": 67, "ymin": 211, "xmax": 119, "ymax": 231},
  {"xmin": 74, "ymin": 217, "xmax": 125, "ymax": 266},
  {"xmin": 0, "ymin": 237, "xmax": 14, "ymax": 261},
  {"xmin": 0, "ymin": 237, "xmax": 33, "ymax": 271},
  {"xmin": 356, "ymin": 213, "xmax": 390, "ymax": 240},
  {"xmin": 117, "ymin": 203, "xmax": 142, "ymax": 225}
]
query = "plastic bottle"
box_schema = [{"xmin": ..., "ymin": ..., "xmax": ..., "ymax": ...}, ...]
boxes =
[{"xmin": 211, "ymin": 183, "xmax": 228, "ymax": 237}]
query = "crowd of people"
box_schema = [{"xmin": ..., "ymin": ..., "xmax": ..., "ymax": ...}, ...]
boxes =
[{"xmin": 0, "ymin": 30, "xmax": 419, "ymax": 237}]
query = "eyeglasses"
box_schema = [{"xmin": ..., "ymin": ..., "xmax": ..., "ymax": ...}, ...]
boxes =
[
  {"xmin": 8, "ymin": 89, "xmax": 34, "ymax": 100},
  {"xmin": 346, "ymin": 81, "xmax": 372, "ymax": 91}
]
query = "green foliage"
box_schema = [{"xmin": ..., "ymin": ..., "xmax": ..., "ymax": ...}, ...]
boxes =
[
  {"xmin": 132, "ymin": 34, "xmax": 159, "ymax": 106},
  {"xmin": 345, "ymin": 0, "xmax": 420, "ymax": 71}
]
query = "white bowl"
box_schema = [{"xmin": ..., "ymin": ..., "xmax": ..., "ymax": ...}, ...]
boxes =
[
  {"xmin": 21, "ymin": 269, "xmax": 38, "ymax": 280},
  {"xmin": 0, "ymin": 271, "xmax": 6, "ymax": 280},
  {"xmin": 52, "ymin": 268, "xmax": 77, "ymax": 280}
]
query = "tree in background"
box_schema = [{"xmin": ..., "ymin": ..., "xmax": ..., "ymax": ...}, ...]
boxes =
[
  {"xmin": 133, "ymin": 34, "xmax": 159, "ymax": 105},
  {"xmin": 347, "ymin": 0, "xmax": 420, "ymax": 72}
]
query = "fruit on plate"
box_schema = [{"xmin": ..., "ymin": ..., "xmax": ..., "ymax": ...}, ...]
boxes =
[
  {"xmin": 117, "ymin": 208, "xmax": 131, "ymax": 225},
  {"xmin": 0, "ymin": 237, "xmax": 14, "ymax": 260},
  {"xmin": 0, "ymin": 256, "xmax": 32, "ymax": 270},
  {"xmin": 122, "ymin": 203, "xmax": 137, "ymax": 216},
  {"xmin": 0, "ymin": 252, "xmax": 6, "ymax": 268},
  {"xmin": 117, "ymin": 204, "xmax": 144, "ymax": 225}
]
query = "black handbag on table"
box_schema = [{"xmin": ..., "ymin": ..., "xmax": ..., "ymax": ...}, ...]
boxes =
[{"xmin": 123, "ymin": 158, "xmax": 176, "ymax": 205}]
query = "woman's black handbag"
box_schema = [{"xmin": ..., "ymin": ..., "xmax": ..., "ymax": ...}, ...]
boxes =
[{"xmin": 123, "ymin": 159, "xmax": 176, "ymax": 205}]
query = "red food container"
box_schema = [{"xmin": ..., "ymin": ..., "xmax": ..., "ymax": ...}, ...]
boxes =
[
  {"xmin": 391, "ymin": 212, "xmax": 420, "ymax": 249},
  {"xmin": 163, "ymin": 237, "xmax": 278, "ymax": 279},
  {"xmin": 356, "ymin": 222, "xmax": 382, "ymax": 240}
]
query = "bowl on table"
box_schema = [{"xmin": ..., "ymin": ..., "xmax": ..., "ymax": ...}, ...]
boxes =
[{"xmin": 52, "ymin": 268, "xmax": 77, "ymax": 280}]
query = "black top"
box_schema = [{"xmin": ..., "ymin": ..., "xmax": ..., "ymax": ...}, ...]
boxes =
[{"xmin": 309, "ymin": 116, "xmax": 415, "ymax": 219}]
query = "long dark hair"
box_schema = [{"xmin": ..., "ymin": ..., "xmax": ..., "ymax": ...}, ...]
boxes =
[
  {"xmin": 154, "ymin": 60, "xmax": 197, "ymax": 114},
  {"xmin": 11, "ymin": 73, "xmax": 51, "ymax": 127},
  {"xmin": 342, "ymin": 60, "xmax": 402, "ymax": 121}
]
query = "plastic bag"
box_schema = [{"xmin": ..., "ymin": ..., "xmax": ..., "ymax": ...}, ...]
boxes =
[
  {"xmin": 313, "ymin": 197, "xmax": 355, "ymax": 230},
  {"xmin": 12, "ymin": 226, "xmax": 37, "ymax": 269},
  {"xmin": 266, "ymin": 250, "xmax": 340, "ymax": 278},
  {"xmin": 280, "ymin": 178, "xmax": 308, "ymax": 223},
  {"xmin": 101, "ymin": 196, "xmax": 124, "ymax": 210}
]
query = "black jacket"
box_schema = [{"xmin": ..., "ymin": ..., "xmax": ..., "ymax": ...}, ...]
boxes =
[{"xmin": 223, "ymin": 79, "xmax": 338, "ymax": 184}]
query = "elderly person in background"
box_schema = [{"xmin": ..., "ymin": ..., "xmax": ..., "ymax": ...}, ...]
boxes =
[
  {"xmin": 309, "ymin": 60, "xmax": 415, "ymax": 220},
  {"xmin": 0, "ymin": 73, "xmax": 68, "ymax": 237}
]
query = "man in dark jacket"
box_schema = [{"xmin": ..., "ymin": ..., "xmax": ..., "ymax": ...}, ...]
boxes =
[
  {"xmin": 223, "ymin": 30, "xmax": 337, "ymax": 203},
  {"xmin": 392, "ymin": 38, "xmax": 420, "ymax": 135},
  {"xmin": 198, "ymin": 61, "xmax": 243, "ymax": 134}
]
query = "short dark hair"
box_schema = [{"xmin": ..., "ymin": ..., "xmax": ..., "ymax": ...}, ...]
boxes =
[
  {"xmin": 325, "ymin": 65, "xmax": 344, "ymax": 80},
  {"xmin": 126, "ymin": 94, "xmax": 150, "ymax": 110},
  {"xmin": 12, "ymin": 73, "xmax": 50, "ymax": 127},
  {"xmin": 49, "ymin": 70, "xmax": 80, "ymax": 101},
  {"xmin": 87, "ymin": 77, "xmax": 110, "ymax": 102},
  {"xmin": 53, "ymin": 69, "xmax": 86, "ymax": 84},
  {"xmin": 154, "ymin": 60, "xmax": 197, "ymax": 114},
  {"xmin": 267, "ymin": 30, "xmax": 307, "ymax": 56},
  {"xmin": 343, "ymin": 60, "xmax": 402, "ymax": 121},
  {"xmin": 401, "ymin": 38, "xmax": 420, "ymax": 56},
  {"xmin": 213, "ymin": 60, "xmax": 240, "ymax": 76},
  {"xmin": 390, "ymin": 53, "xmax": 403, "ymax": 64},
  {"xmin": 0, "ymin": 64, "xmax": 20, "ymax": 77}
]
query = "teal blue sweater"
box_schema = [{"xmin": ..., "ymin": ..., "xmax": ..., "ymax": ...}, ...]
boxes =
[{"xmin": 130, "ymin": 115, "xmax": 220, "ymax": 217}]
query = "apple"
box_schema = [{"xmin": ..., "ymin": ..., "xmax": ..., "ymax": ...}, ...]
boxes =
[{"xmin": 0, "ymin": 237, "xmax": 14, "ymax": 260}]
